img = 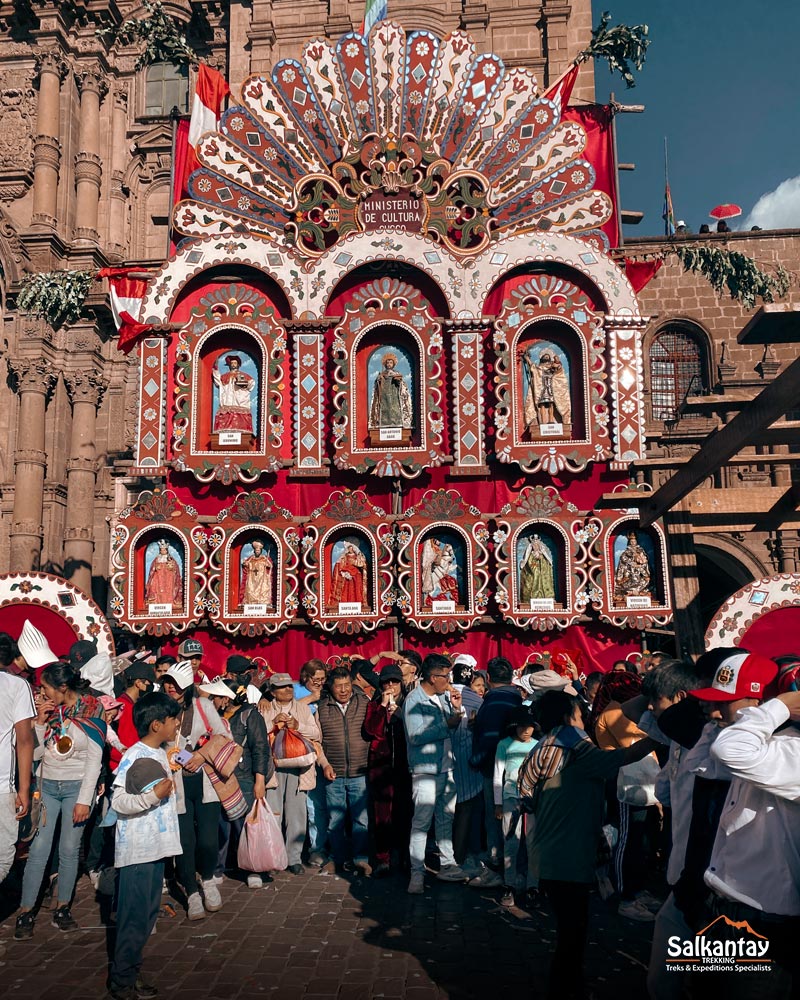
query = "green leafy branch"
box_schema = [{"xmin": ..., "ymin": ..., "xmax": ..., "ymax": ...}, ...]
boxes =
[
  {"xmin": 672, "ymin": 245, "xmax": 791, "ymax": 310},
  {"xmin": 579, "ymin": 10, "xmax": 650, "ymax": 88},
  {"xmin": 18, "ymin": 270, "xmax": 95, "ymax": 329},
  {"xmin": 97, "ymin": 0, "xmax": 200, "ymax": 69}
]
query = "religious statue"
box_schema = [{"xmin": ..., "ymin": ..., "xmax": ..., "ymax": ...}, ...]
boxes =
[
  {"xmin": 368, "ymin": 351, "xmax": 413, "ymax": 430},
  {"xmin": 421, "ymin": 536, "xmax": 461, "ymax": 607},
  {"xmin": 519, "ymin": 533, "xmax": 556, "ymax": 603},
  {"xmin": 213, "ymin": 354, "xmax": 256, "ymax": 433},
  {"xmin": 240, "ymin": 538, "xmax": 274, "ymax": 608},
  {"xmin": 522, "ymin": 346, "xmax": 571, "ymax": 431},
  {"xmin": 613, "ymin": 531, "xmax": 653, "ymax": 603},
  {"xmin": 330, "ymin": 539, "xmax": 369, "ymax": 608},
  {"xmin": 145, "ymin": 539, "xmax": 183, "ymax": 610}
]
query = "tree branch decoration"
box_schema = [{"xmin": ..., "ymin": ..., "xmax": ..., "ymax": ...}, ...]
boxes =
[
  {"xmin": 579, "ymin": 10, "xmax": 650, "ymax": 88},
  {"xmin": 98, "ymin": 0, "xmax": 200, "ymax": 69},
  {"xmin": 17, "ymin": 270, "xmax": 95, "ymax": 329},
  {"xmin": 672, "ymin": 246, "xmax": 791, "ymax": 310}
]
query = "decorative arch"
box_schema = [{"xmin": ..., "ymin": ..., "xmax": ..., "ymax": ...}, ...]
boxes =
[{"xmin": 325, "ymin": 258, "xmax": 451, "ymax": 318}]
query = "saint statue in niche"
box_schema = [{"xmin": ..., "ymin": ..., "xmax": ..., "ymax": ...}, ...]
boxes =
[
  {"xmin": 518, "ymin": 533, "xmax": 556, "ymax": 603},
  {"xmin": 368, "ymin": 351, "xmax": 413, "ymax": 431},
  {"xmin": 522, "ymin": 344, "xmax": 571, "ymax": 432},
  {"xmin": 330, "ymin": 538, "xmax": 370, "ymax": 609},
  {"xmin": 613, "ymin": 531, "xmax": 654, "ymax": 603},
  {"xmin": 213, "ymin": 354, "xmax": 256, "ymax": 434},
  {"xmin": 240, "ymin": 538, "xmax": 274, "ymax": 608},
  {"xmin": 421, "ymin": 536, "xmax": 461, "ymax": 608},
  {"xmin": 144, "ymin": 538, "xmax": 183, "ymax": 611}
]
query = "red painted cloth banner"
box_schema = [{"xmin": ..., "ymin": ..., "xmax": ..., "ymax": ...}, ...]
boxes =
[
  {"xmin": 624, "ymin": 258, "xmax": 663, "ymax": 293},
  {"xmin": 98, "ymin": 266, "xmax": 152, "ymax": 354},
  {"xmin": 563, "ymin": 104, "xmax": 618, "ymax": 248}
]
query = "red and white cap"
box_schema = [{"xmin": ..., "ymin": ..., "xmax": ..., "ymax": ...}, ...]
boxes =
[{"xmin": 690, "ymin": 651, "xmax": 779, "ymax": 703}]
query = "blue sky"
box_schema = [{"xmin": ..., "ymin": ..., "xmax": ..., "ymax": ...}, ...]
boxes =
[{"xmin": 589, "ymin": 2, "xmax": 800, "ymax": 237}]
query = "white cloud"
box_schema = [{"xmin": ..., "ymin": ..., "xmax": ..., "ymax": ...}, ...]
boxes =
[{"xmin": 744, "ymin": 175, "xmax": 800, "ymax": 230}]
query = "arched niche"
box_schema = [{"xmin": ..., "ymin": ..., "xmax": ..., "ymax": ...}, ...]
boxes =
[
  {"xmin": 515, "ymin": 317, "xmax": 587, "ymax": 442},
  {"xmin": 356, "ymin": 323, "xmax": 422, "ymax": 450},
  {"xmin": 225, "ymin": 525, "xmax": 281, "ymax": 614},
  {"xmin": 193, "ymin": 325, "xmax": 266, "ymax": 452},
  {"xmin": 417, "ymin": 525, "xmax": 469, "ymax": 613},
  {"xmin": 169, "ymin": 264, "xmax": 293, "ymax": 325},
  {"xmin": 512, "ymin": 521, "xmax": 570, "ymax": 612},
  {"xmin": 133, "ymin": 527, "xmax": 187, "ymax": 617},
  {"xmin": 607, "ymin": 519, "xmax": 667, "ymax": 612},
  {"xmin": 483, "ymin": 262, "xmax": 607, "ymax": 316},
  {"xmin": 321, "ymin": 527, "xmax": 375, "ymax": 615},
  {"xmin": 325, "ymin": 259, "xmax": 451, "ymax": 319}
]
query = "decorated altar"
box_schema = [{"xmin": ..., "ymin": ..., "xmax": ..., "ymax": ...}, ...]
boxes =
[{"xmin": 111, "ymin": 22, "xmax": 673, "ymax": 673}]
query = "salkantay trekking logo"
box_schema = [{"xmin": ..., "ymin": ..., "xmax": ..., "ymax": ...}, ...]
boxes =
[{"xmin": 665, "ymin": 915, "xmax": 772, "ymax": 973}]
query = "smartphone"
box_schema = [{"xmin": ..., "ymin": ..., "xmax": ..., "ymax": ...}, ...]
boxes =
[{"xmin": 175, "ymin": 749, "xmax": 194, "ymax": 767}]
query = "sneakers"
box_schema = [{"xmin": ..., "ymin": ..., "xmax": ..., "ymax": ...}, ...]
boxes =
[
  {"xmin": 407, "ymin": 872, "xmax": 425, "ymax": 895},
  {"xmin": 201, "ymin": 879, "xmax": 222, "ymax": 912},
  {"xmin": 133, "ymin": 978, "xmax": 158, "ymax": 999},
  {"xmin": 308, "ymin": 851, "xmax": 326, "ymax": 867},
  {"xmin": 247, "ymin": 875, "xmax": 264, "ymax": 889},
  {"xmin": 467, "ymin": 868, "xmax": 503, "ymax": 888},
  {"xmin": 618, "ymin": 898, "xmax": 656, "ymax": 922},
  {"xmin": 436, "ymin": 864, "xmax": 467, "ymax": 883},
  {"xmin": 203, "ymin": 873, "xmax": 225, "ymax": 886},
  {"xmin": 186, "ymin": 892, "xmax": 205, "ymax": 921},
  {"xmin": 286, "ymin": 864, "xmax": 305, "ymax": 875},
  {"xmin": 14, "ymin": 911, "xmax": 35, "ymax": 940},
  {"xmin": 108, "ymin": 980, "xmax": 158, "ymax": 1000},
  {"xmin": 353, "ymin": 859, "xmax": 372, "ymax": 877},
  {"xmin": 52, "ymin": 905, "xmax": 78, "ymax": 932}
]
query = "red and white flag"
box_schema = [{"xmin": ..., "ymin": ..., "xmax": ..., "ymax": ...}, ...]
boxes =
[
  {"xmin": 543, "ymin": 62, "xmax": 580, "ymax": 118},
  {"xmin": 97, "ymin": 267, "xmax": 151, "ymax": 354},
  {"xmin": 176, "ymin": 63, "xmax": 230, "ymax": 202}
]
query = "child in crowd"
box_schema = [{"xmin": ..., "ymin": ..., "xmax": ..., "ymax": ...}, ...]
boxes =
[
  {"xmin": 108, "ymin": 692, "xmax": 183, "ymax": 1000},
  {"xmin": 493, "ymin": 706, "xmax": 538, "ymax": 906}
]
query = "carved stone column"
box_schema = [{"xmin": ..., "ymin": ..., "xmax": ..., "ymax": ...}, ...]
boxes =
[
  {"xmin": 64, "ymin": 371, "xmax": 108, "ymax": 592},
  {"xmin": 31, "ymin": 49, "xmax": 67, "ymax": 228},
  {"xmin": 8, "ymin": 359, "xmax": 58, "ymax": 571},
  {"xmin": 74, "ymin": 64, "xmax": 108, "ymax": 244},
  {"xmin": 107, "ymin": 85, "xmax": 129, "ymax": 259}
]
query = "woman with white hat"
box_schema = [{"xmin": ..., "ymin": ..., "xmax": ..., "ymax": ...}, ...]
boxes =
[{"xmin": 161, "ymin": 661, "xmax": 228, "ymax": 920}]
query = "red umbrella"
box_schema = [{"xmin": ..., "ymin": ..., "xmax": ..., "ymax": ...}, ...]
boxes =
[{"xmin": 709, "ymin": 203, "xmax": 742, "ymax": 220}]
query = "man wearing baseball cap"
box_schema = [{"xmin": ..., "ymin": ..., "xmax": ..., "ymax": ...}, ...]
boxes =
[
  {"xmin": 177, "ymin": 638, "xmax": 205, "ymax": 682},
  {"xmin": 223, "ymin": 655, "xmax": 261, "ymax": 705},
  {"xmin": 693, "ymin": 653, "xmax": 799, "ymax": 999}
]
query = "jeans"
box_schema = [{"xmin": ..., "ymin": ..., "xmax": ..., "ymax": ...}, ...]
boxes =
[
  {"xmin": 267, "ymin": 770, "xmax": 307, "ymax": 867},
  {"xmin": 175, "ymin": 772, "xmax": 221, "ymax": 893},
  {"xmin": 111, "ymin": 860, "xmax": 164, "ymax": 987},
  {"xmin": 483, "ymin": 774, "xmax": 502, "ymax": 865},
  {"xmin": 306, "ymin": 770, "xmax": 329, "ymax": 854},
  {"xmin": 409, "ymin": 771, "xmax": 456, "ymax": 875},
  {"xmin": 541, "ymin": 879, "xmax": 591, "ymax": 1000},
  {"xmin": 20, "ymin": 778, "xmax": 84, "ymax": 909},
  {"xmin": 325, "ymin": 776, "xmax": 369, "ymax": 864},
  {"xmin": 452, "ymin": 791, "xmax": 482, "ymax": 864},
  {"xmin": 501, "ymin": 796, "xmax": 526, "ymax": 890}
]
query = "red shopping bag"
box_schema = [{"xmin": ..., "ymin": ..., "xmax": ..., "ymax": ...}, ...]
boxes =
[{"xmin": 237, "ymin": 800, "xmax": 288, "ymax": 872}]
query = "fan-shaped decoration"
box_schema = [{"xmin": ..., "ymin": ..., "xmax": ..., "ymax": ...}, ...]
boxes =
[
  {"xmin": 300, "ymin": 490, "xmax": 395, "ymax": 634},
  {"xmin": 173, "ymin": 22, "xmax": 613, "ymax": 257},
  {"xmin": 395, "ymin": 489, "xmax": 490, "ymax": 633},
  {"xmin": 206, "ymin": 491, "xmax": 300, "ymax": 637}
]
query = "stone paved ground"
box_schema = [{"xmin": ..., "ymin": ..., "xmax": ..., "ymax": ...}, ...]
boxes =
[{"xmin": 0, "ymin": 866, "xmax": 654, "ymax": 1000}]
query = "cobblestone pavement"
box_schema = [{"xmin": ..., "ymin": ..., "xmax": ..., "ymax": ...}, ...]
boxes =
[{"xmin": 0, "ymin": 866, "xmax": 654, "ymax": 1000}]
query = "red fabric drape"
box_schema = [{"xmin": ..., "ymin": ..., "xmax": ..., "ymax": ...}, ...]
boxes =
[
  {"xmin": 624, "ymin": 259, "xmax": 663, "ymax": 293},
  {"xmin": 563, "ymin": 105, "xmax": 619, "ymax": 249}
]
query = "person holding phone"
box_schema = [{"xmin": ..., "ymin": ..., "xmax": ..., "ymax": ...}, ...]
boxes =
[{"xmin": 363, "ymin": 664, "xmax": 410, "ymax": 877}]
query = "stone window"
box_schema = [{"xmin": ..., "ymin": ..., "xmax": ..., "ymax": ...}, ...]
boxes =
[
  {"xmin": 145, "ymin": 62, "xmax": 189, "ymax": 116},
  {"xmin": 649, "ymin": 326, "xmax": 708, "ymax": 422}
]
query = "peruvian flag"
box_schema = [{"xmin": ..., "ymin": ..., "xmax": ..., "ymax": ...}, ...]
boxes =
[
  {"xmin": 97, "ymin": 267, "xmax": 151, "ymax": 354},
  {"xmin": 175, "ymin": 63, "xmax": 230, "ymax": 203},
  {"xmin": 543, "ymin": 62, "xmax": 580, "ymax": 118}
]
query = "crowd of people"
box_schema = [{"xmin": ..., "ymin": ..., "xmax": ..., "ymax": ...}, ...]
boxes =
[{"xmin": 1, "ymin": 624, "xmax": 798, "ymax": 1000}]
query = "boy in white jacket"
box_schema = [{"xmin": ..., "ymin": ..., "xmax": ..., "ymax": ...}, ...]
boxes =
[{"xmin": 108, "ymin": 693, "xmax": 183, "ymax": 1000}]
